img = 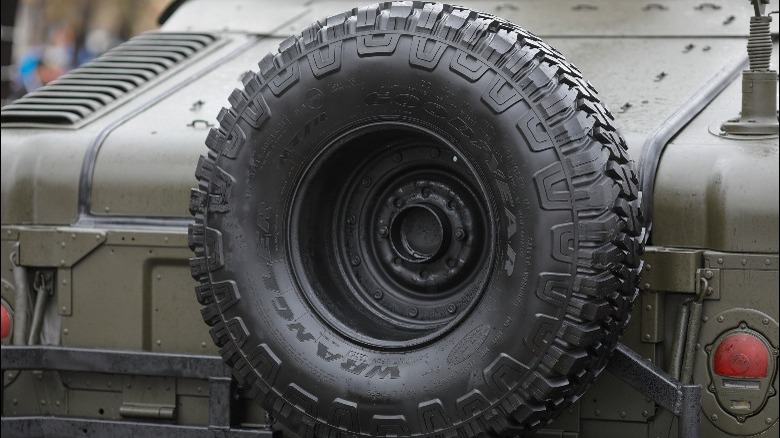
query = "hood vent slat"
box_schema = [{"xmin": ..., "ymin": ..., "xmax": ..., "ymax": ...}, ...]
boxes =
[{"xmin": 1, "ymin": 32, "xmax": 216, "ymax": 127}]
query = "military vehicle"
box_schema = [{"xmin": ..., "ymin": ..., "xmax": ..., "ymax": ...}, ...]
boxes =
[{"xmin": 1, "ymin": 0, "xmax": 777, "ymax": 437}]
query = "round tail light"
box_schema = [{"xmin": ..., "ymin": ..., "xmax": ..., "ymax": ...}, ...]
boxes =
[{"xmin": 713, "ymin": 332, "xmax": 769, "ymax": 378}]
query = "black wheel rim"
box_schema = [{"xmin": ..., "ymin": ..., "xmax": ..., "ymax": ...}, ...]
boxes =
[{"xmin": 288, "ymin": 121, "xmax": 496, "ymax": 349}]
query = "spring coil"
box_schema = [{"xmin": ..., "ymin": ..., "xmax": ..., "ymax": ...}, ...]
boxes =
[{"xmin": 748, "ymin": 16, "xmax": 772, "ymax": 70}]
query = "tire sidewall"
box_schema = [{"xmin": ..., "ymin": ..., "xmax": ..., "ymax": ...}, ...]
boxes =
[{"xmin": 211, "ymin": 31, "xmax": 587, "ymax": 432}]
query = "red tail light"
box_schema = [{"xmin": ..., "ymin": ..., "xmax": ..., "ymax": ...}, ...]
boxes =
[
  {"xmin": 713, "ymin": 333, "xmax": 769, "ymax": 378},
  {"xmin": 1, "ymin": 302, "xmax": 11, "ymax": 340}
]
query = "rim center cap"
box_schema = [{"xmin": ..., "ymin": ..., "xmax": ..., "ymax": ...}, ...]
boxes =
[{"xmin": 390, "ymin": 204, "xmax": 449, "ymax": 263}]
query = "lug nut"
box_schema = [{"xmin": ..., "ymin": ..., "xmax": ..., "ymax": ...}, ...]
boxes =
[
  {"xmin": 378, "ymin": 226, "xmax": 389, "ymax": 237},
  {"xmin": 409, "ymin": 307, "xmax": 418, "ymax": 317},
  {"xmin": 346, "ymin": 215, "xmax": 356, "ymax": 225},
  {"xmin": 455, "ymin": 228, "xmax": 466, "ymax": 240},
  {"xmin": 447, "ymin": 304, "xmax": 457, "ymax": 314},
  {"xmin": 421, "ymin": 187, "xmax": 430, "ymax": 197},
  {"xmin": 361, "ymin": 177, "xmax": 372, "ymax": 187},
  {"xmin": 394, "ymin": 198, "xmax": 403, "ymax": 208},
  {"xmin": 430, "ymin": 148, "xmax": 440, "ymax": 158},
  {"xmin": 373, "ymin": 290, "xmax": 383, "ymax": 300},
  {"xmin": 351, "ymin": 257, "xmax": 361, "ymax": 266},
  {"xmin": 392, "ymin": 153, "xmax": 402, "ymax": 163}
]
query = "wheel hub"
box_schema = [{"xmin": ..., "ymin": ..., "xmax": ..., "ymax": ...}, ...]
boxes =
[{"xmin": 289, "ymin": 123, "xmax": 495, "ymax": 347}]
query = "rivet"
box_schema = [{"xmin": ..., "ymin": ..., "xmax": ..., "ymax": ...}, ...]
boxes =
[
  {"xmin": 55, "ymin": 401, "xmax": 61, "ymax": 407},
  {"xmin": 62, "ymin": 279, "xmax": 67, "ymax": 285},
  {"xmin": 704, "ymin": 271, "xmax": 713, "ymax": 279},
  {"xmin": 63, "ymin": 328, "xmax": 69, "ymax": 335},
  {"xmin": 201, "ymin": 341, "xmax": 207, "ymax": 348},
  {"xmin": 447, "ymin": 304, "xmax": 457, "ymax": 314},
  {"xmin": 156, "ymin": 339, "xmax": 162, "ymax": 346},
  {"xmin": 645, "ymin": 264, "xmax": 652, "ymax": 271},
  {"xmin": 641, "ymin": 410, "xmax": 648, "ymax": 417},
  {"xmin": 644, "ymin": 283, "xmax": 651, "ymax": 290},
  {"xmin": 645, "ymin": 305, "xmax": 653, "ymax": 311},
  {"xmin": 740, "ymin": 322, "xmax": 747, "ymax": 329},
  {"xmin": 766, "ymin": 418, "xmax": 773, "ymax": 425},
  {"xmin": 709, "ymin": 384, "xmax": 715, "ymax": 392},
  {"xmin": 104, "ymin": 206, "xmax": 110, "ymax": 212},
  {"xmin": 741, "ymin": 259, "xmax": 747, "ymax": 266},
  {"xmin": 197, "ymin": 386, "xmax": 202, "ymax": 393},
  {"xmin": 706, "ymin": 287, "xmax": 713, "ymax": 295},
  {"xmin": 59, "ymin": 259, "xmax": 66, "ymax": 266},
  {"xmin": 378, "ymin": 226, "xmax": 389, "ymax": 238},
  {"xmin": 373, "ymin": 290, "xmax": 383, "ymax": 300},
  {"xmin": 12, "ymin": 399, "xmax": 18, "ymax": 405},
  {"xmin": 351, "ymin": 257, "xmax": 361, "ymax": 266},
  {"xmin": 60, "ymin": 241, "xmax": 66, "ymax": 247},
  {"xmin": 702, "ymin": 316, "xmax": 708, "ymax": 322},
  {"xmin": 711, "ymin": 414, "xmax": 718, "ymax": 421},
  {"xmin": 765, "ymin": 259, "xmax": 772, "ymax": 266},
  {"xmin": 409, "ymin": 307, "xmax": 418, "ymax": 317},
  {"xmin": 595, "ymin": 409, "xmax": 601, "ymax": 416},
  {"xmin": 763, "ymin": 318, "xmax": 769, "ymax": 325},
  {"xmin": 644, "ymin": 334, "xmax": 651, "ymax": 340},
  {"xmin": 95, "ymin": 234, "xmax": 101, "ymax": 240},
  {"xmin": 717, "ymin": 316, "xmax": 724, "ymax": 323},
  {"xmin": 619, "ymin": 411, "xmax": 626, "ymax": 418},
  {"xmin": 40, "ymin": 400, "xmax": 46, "ymax": 406}
]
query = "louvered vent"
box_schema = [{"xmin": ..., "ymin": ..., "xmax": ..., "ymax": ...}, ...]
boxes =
[{"xmin": 1, "ymin": 32, "xmax": 216, "ymax": 127}]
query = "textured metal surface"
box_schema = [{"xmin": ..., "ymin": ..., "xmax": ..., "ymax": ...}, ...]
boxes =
[
  {"xmin": 0, "ymin": 416, "xmax": 276, "ymax": 438},
  {"xmin": 0, "ymin": 345, "xmax": 230, "ymax": 378},
  {"xmin": 607, "ymin": 343, "xmax": 701, "ymax": 438},
  {"xmin": 652, "ymin": 43, "xmax": 779, "ymax": 252}
]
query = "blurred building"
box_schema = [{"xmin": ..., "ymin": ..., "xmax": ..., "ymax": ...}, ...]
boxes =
[{"xmin": 1, "ymin": 0, "xmax": 170, "ymax": 105}]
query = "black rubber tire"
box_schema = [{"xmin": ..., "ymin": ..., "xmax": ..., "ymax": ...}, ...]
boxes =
[{"xmin": 189, "ymin": 3, "xmax": 644, "ymax": 437}]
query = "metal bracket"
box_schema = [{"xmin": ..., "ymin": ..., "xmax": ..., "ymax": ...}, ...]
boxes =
[
  {"xmin": 0, "ymin": 345, "xmax": 277, "ymax": 437},
  {"xmin": 607, "ymin": 343, "xmax": 701, "ymax": 438}
]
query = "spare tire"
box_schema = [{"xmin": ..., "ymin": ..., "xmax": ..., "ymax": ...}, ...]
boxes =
[{"xmin": 189, "ymin": 2, "xmax": 644, "ymax": 436}]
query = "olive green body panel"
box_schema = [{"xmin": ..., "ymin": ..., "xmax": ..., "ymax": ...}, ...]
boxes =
[
  {"xmin": 1, "ymin": 0, "xmax": 779, "ymax": 437},
  {"xmin": 653, "ymin": 43, "xmax": 780, "ymax": 253},
  {"xmin": 0, "ymin": 132, "xmax": 89, "ymax": 225}
]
